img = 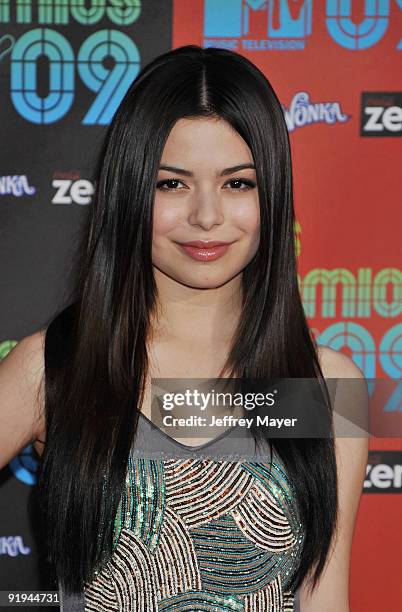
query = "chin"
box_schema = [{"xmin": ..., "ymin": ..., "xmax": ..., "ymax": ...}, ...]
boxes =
[{"xmin": 177, "ymin": 272, "xmax": 240, "ymax": 290}]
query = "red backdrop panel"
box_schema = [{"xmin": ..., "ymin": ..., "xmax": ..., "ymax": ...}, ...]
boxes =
[{"xmin": 173, "ymin": 2, "xmax": 402, "ymax": 610}]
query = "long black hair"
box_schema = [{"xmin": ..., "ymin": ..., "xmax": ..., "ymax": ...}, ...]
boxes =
[{"xmin": 37, "ymin": 45, "xmax": 338, "ymax": 598}]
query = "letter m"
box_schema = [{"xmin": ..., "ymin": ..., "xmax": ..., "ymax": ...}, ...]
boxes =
[{"xmin": 204, "ymin": 0, "xmax": 312, "ymax": 39}]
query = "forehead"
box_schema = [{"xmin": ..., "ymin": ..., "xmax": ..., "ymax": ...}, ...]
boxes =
[{"xmin": 161, "ymin": 117, "xmax": 253, "ymax": 166}]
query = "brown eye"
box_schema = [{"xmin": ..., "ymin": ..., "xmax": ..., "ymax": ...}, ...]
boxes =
[
  {"xmin": 156, "ymin": 179, "xmax": 185, "ymax": 190},
  {"xmin": 225, "ymin": 179, "xmax": 256, "ymax": 190}
]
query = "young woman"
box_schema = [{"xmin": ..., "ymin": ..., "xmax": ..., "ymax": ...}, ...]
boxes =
[{"xmin": 0, "ymin": 45, "xmax": 368, "ymax": 611}]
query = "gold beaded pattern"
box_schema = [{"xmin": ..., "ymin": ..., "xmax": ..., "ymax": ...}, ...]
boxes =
[{"xmin": 83, "ymin": 456, "xmax": 305, "ymax": 611}]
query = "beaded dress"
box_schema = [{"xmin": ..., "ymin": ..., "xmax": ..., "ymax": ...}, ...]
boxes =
[{"xmin": 58, "ymin": 411, "xmax": 304, "ymax": 612}]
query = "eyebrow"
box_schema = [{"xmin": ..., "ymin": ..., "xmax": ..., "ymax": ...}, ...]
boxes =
[{"xmin": 158, "ymin": 163, "xmax": 256, "ymax": 177}]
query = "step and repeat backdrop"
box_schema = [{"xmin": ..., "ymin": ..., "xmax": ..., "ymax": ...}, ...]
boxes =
[{"xmin": 1, "ymin": 2, "xmax": 401, "ymax": 610}]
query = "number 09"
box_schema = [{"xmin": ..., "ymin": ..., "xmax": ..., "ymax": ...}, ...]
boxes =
[{"xmin": 10, "ymin": 28, "xmax": 140, "ymax": 125}]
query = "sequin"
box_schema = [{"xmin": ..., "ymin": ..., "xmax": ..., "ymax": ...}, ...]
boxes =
[{"xmin": 83, "ymin": 457, "xmax": 305, "ymax": 611}]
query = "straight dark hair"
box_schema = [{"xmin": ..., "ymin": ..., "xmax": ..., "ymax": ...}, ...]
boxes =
[{"xmin": 37, "ymin": 45, "xmax": 338, "ymax": 598}]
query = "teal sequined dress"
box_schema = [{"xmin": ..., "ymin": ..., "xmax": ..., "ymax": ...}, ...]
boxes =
[{"xmin": 58, "ymin": 413, "xmax": 305, "ymax": 612}]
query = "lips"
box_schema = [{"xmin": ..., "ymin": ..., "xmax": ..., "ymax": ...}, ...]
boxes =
[
  {"xmin": 180, "ymin": 240, "xmax": 232, "ymax": 248},
  {"xmin": 177, "ymin": 241, "xmax": 233, "ymax": 262}
]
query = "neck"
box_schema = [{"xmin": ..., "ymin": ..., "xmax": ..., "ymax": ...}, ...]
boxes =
[{"xmin": 150, "ymin": 267, "xmax": 243, "ymax": 346}]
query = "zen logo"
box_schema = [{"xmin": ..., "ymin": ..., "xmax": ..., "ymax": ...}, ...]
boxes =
[
  {"xmin": 52, "ymin": 179, "xmax": 94, "ymax": 205},
  {"xmin": 364, "ymin": 451, "xmax": 402, "ymax": 493},
  {"xmin": 361, "ymin": 92, "xmax": 402, "ymax": 137}
]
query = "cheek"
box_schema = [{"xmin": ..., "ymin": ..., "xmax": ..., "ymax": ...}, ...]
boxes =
[
  {"xmin": 152, "ymin": 199, "xmax": 183, "ymax": 236},
  {"xmin": 231, "ymin": 198, "xmax": 260, "ymax": 234}
]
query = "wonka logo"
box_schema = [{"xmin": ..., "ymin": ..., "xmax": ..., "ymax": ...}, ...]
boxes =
[
  {"xmin": 0, "ymin": 536, "xmax": 31, "ymax": 557},
  {"xmin": 0, "ymin": 174, "xmax": 35, "ymax": 196},
  {"xmin": 282, "ymin": 92, "xmax": 349, "ymax": 132}
]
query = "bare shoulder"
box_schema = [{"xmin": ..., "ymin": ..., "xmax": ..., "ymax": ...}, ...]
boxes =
[
  {"xmin": 317, "ymin": 344, "xmax": 369, "ymax": 437},
  {"xmin": 20, "ymin": 329, "xmax": 47, "ymax": 449},
  {"xmin": 299, "ymin": 345, "xmax": 369, "ymax": 609},
  {"xmin": 11, "ymin": 329, "xmax": 46, "ymax": 400},
  {"xmin": 0, "ymin": 329, "xmax": 47, "ymax": 468},
  {"xmin": 316, "ymin": 344, "xmax": 369, "ymax": 512},
  {"xmin": 317, "ymin": 345, "xmax": 365, "ymax": 380}
]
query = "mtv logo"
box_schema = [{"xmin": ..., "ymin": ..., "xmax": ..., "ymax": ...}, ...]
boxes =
[{"xmin": 204, "ymin": 0, "xmax": 312, "ymax": 39}]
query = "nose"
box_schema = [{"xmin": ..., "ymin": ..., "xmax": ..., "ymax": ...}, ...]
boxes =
[{"xmin": 187, "ymin": 188, "xmax": 224, "ymax": 231}]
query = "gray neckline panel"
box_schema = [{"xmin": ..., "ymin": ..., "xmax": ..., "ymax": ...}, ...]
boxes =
[{"xmin": 132, "ymin": 409, "xmax": 276, "ymax": 461}]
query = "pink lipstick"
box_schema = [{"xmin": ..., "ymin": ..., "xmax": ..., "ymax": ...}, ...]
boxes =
[{"xmin": 177, "ymin": 240, "xmax": 233, "ymax": 262}]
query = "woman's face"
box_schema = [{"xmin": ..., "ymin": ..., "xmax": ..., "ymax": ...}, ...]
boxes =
[{"xmin": 152, "ymin": 117, "xmax": 260, "ymax": 289}]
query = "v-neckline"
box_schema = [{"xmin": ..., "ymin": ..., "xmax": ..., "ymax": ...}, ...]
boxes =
[{"xmin": 138, "ymin": 410, "xmax": 239, "ymax": 451}]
